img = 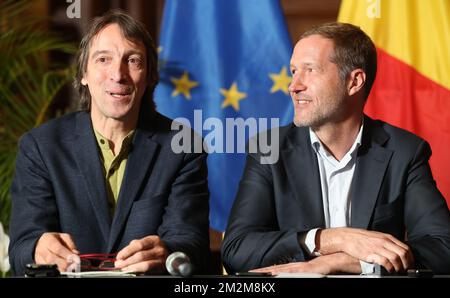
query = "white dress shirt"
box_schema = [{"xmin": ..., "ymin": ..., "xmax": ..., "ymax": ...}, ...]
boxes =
[{"xmin": 299, "ymin": 124, "xmax": 375, "ymax": 274}]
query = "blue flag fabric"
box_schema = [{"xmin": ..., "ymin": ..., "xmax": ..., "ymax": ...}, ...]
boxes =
[{"xmin": 155, "ymin": 0, "xmax": 293, "ymax": 231}]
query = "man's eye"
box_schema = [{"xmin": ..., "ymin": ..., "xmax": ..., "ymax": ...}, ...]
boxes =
[
  {"xmin": 96, "ymin": 57, "xmax": 109, "ymax": 63},
  {"xmin": 129, "ymin": 58, "xmax": 142, "ymax": 65}
]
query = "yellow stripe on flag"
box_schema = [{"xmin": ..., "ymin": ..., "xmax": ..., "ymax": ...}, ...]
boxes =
[{"xmin": 338, "ymin": 0, "xmax": 450, "ymax": 90}]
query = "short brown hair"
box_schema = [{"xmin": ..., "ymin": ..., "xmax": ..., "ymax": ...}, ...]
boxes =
[
  {"xmin": 300, "ymin": 22, "xmax": 377, "ymax": 99},
  {"xmin": 74, "ymin": 9, "xmax": 158, "ymax": 111}
]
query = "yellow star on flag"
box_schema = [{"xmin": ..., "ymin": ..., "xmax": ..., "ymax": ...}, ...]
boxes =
[
  {"xmin": 269, "ymin": 66, "xmax": 291, "ymax": 94},
  {"xmin": 170, "ymin": 71, "xmax": 199, "ymax": 100},
  {"xmin": 220, "ymin": 82, "xmax": 247, "ymax": 111}
]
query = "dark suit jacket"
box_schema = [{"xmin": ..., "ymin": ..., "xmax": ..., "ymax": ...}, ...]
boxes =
[
  {"xmin": 9, "ymin": 110, "xmax": 210, "ymax": 276},
  {"xmin": 222, "ymin": 116, "xmax": 450, "ymax": 274}
]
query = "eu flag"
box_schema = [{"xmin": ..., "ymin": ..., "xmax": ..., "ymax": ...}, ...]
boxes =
[{"xmin": 155, "ymin": 0, "xmax": 293, "ymax": 231}]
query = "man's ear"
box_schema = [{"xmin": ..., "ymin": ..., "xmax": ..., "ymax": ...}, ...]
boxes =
[
  {"xmin": 347, "ymin": 69, "xmax": 366, "ymax": 96},
  {"xmin": 81, "ymin": 78, "xmax": 88, "ymax": 86}
]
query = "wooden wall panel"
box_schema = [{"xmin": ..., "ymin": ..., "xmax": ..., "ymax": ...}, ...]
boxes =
[{"xmin": 281, "ymin": 0, "xmax": 341, "ymax": 43}]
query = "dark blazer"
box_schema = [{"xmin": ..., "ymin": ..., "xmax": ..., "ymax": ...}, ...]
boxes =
[
  {"xmin": 9, "ymin": 110, "xmax": 210, "ymax": 276},
  {"xmin": 222, "ymin": 116, "xmax": 450, "ymax": 274}
]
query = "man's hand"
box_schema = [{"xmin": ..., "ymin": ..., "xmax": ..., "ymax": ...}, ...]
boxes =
[
  {"xmin": 34, "ymin": 232, "xmax": 79, "ymax": 272},
  {"xmin": 317, "ymin": 228, "xmax": 414, "ymax": 273},
  {"xmin": 114, "ymin": 235, "xmax": 170, "ymax": 274},
  {"xmin": 250, "ymin": 252, "xmax": 361, "ymax": 275}
]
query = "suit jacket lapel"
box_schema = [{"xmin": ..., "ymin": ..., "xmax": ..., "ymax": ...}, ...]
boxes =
[
  {"xmin": 281, "ymin": 125, "xmax": 325, "ymax": 228},
  {"xmin": 351, "ymin": 116, "xmax": 393, "ymax": 229},
  {"xmin": 107, "ymin": 119, "xmax": 159, "ymax": 251},
  {"xmin": 73, "ymin": 112, "xmax": 111, "ymax": 243}
]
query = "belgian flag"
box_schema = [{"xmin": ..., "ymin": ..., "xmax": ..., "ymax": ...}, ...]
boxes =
[{"xmin": 339, "ymin": 0, "xmax": 450, "ymax": 207}]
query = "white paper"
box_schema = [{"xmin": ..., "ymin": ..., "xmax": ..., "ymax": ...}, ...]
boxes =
[{"xmin": 62, "ymin": 270, "xmax": 136, "ymax": 278}]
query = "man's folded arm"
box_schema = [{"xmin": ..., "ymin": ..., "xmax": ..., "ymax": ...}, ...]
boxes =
[
  {"xmin": 222, "ymin": 154, "xmax": 311, "ymax": 273},
  {"xmin": 9, "ymin": 133, "xmax": 59, "ymax": 275},
  {"xmin": 404, "ymin": 140, "xmax": 450, "ymax": 274}
]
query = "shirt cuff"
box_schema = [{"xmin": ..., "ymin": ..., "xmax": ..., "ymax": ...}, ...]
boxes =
[
  {"xmin": 359, "ymin": 260, "xmax": 376, "ymax": 275},
  {"xmin": 299, "ymin": 228, "xmax": 321, "ymax": 256}
]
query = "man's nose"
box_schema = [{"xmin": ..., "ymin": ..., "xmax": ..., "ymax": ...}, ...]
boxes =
[
  {"xmin": 109, "ymin": 60, "xmax": 128, "ymax": 82},
  {"xmin": 288, "ymin": 73, "xmax": 306, "ymax": 93}
]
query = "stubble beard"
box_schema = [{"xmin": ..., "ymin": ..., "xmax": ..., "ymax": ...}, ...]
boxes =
[{"xmin": 293, "ymin": 84, "xmax": 347, "ymax": 129}]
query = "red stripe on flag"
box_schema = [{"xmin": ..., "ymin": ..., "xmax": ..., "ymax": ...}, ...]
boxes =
[{"xmin": 365, "ymin": 48, "xmax": 450, "ymax": 208}]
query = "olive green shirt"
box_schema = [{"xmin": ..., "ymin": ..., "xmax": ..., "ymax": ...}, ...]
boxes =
[{"xmin": 94, "ymin": 129, "xmax": 134, "ymax": 214}]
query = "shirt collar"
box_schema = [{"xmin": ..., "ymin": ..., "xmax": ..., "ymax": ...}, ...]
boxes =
[
  {"xmin": 309, "ymin": 120, "xmax": 364, "ymax": 157},
  {"xmin": 94, "ymin": 129, "xmax": 135, "ymax": 155}
]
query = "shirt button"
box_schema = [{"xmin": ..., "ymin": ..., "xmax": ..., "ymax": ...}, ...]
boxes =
[{"xmin": 100, "ymin": 139, "xmax": 105, "ymax": 144}]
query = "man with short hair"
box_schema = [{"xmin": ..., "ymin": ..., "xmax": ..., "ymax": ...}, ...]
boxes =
[
  {"xmin": 222, "ymin": 22, "xmax": 450, "ymax": 275},
  {"xmin": 9, "ymin": 10, "xmax": 210, "ymax": 276}
]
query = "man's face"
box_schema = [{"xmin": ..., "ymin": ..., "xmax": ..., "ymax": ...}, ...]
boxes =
[
  {"xmin": 289, "ymin": 35, "xmax": 348, "ymax": 128},
  {"xmin": 81, "ymin": 23, "xmax": 148, "ymax": 124}
]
